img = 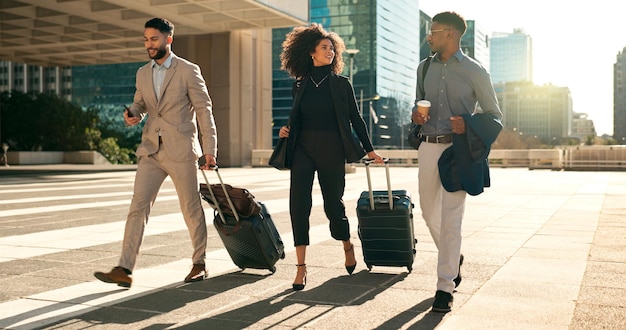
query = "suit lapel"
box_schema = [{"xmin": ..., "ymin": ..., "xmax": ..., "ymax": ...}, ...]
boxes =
[
  {"xmin": 141, "ymin": 63, "xmax": 158, "ymax": 108},
  {"xmin": 293, "ymin": 76, "xmax": 307, "ymax": 108},
  {"xmin": 328, "ymin": 74, "xmax": 349, "ymax": 118},
  {"xmin": 289, "ymin": 77, "xmax": 307, "ymax": 123},
  {"xmin": 158, "ymin": 56, "xmax": 177, "ymax": 106},
  {"xmin": 328, "ymin": 74, "xmax": 340, "ymax": 109}
]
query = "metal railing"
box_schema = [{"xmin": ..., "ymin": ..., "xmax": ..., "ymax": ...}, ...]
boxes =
[{"xmin": 562, "ymin": 146, "xmax": 626, "ymax": 171}]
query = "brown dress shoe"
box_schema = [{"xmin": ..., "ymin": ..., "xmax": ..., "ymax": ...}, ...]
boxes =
[
  {"xmin": 94, "ymin": 266, "xmax": 132, "ymax": 288},
  {"xmin": 184, "ymin": 263, "xmax": 207, "ymax": 283}
]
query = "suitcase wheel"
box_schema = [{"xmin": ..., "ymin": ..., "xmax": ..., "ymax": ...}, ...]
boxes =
[
  {"xmin": 269, "ymin": 266, "xmax": 276, "ymax": 273},
  {"xmin": 280, "ymin": 251, "xmax": 286, "ymax": 259},
  {"xmin": 366, "ymin": 263, "xmax": 372, "ymax": 271},
  {"xmin": 407, "ymin": 266, "xmax": 412, "ymax": 273}
]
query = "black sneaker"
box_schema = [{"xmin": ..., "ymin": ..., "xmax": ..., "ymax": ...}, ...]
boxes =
[
  {"xmin": 432, "ymin": 290, "xmax": 453, "ymax": 313},
  {"xmin": 454, "ymin": 254, "xmax": 464, "ymax": 288}
]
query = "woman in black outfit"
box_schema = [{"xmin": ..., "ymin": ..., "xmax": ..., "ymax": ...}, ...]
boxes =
[{"xmin": 278, "ymin": 23, "xmax": 384, "ymax": 290}]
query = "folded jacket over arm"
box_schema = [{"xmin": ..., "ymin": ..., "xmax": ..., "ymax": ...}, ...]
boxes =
[{"xmin": 438, "ymin": 113, "xmax": 502, "ymax": 196}]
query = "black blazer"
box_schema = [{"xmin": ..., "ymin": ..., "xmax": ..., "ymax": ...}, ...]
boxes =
[{"xmin": 286, "ymin": 73, "xmax": 374, "ymax": 163}]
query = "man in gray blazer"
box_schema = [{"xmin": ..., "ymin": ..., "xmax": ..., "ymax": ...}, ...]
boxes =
[{"xmin": 94, "ymin": 17, "xmax": 217, "ymax": 288}]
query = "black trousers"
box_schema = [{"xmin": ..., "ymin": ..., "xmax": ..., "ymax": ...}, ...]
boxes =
[{"xmin": 290, "ymin": 130, "xmax": 350, "ymax": 246}]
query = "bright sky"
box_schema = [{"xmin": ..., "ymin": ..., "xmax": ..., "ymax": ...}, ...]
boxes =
[{"xmin": 420, "ymin": 0, "xmax": 626, "ymax": 136}]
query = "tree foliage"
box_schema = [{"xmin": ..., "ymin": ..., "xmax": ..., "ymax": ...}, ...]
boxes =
[{"xmin": 0, "ymin": 90, "xmax": 135, "ymax": 163}]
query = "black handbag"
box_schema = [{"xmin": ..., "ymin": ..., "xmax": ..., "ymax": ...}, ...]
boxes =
[
  {"xmin": 269, "ymin": 137, "xmax": 289, "ymax": 170},
  {"xmin": 407, "ymin": 55, "xmax": 433, "ymax": 150},
  {"xmin": 407, "ymin": 123, "xmax": 422, "ymax": 150}
]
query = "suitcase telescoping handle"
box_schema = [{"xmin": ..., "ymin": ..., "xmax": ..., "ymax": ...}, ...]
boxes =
[
  {"xmin": 198, "ymin": 161, "xmax": 240, "ymax": 224},
  {"xmin": 362, "ymin": 158, "xmax": 393, "ymax": 211}
]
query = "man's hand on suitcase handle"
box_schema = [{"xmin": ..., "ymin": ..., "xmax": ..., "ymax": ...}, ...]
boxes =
[{"xmin": 197, "ymin": 155, "xmax": 217, "ymax": 170}]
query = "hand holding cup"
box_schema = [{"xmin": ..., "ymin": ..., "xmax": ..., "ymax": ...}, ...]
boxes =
[
  {"xmin": 412, "ymin": 100, "xmax": 431, "ymax": 125},
  {"xmin": 417, "ymin": 100, "xmax": 431, "ymax": 116}
]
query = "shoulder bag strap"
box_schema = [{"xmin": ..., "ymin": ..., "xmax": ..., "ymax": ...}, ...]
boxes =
[{"xmin": 419, "ymin": 55, "xmax": 433, "ymax": 98}]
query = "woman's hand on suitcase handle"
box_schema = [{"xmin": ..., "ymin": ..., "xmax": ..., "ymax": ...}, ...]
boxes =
[
  {"xmin": 366, "ymin": 151, "xmax": 385, "ymax": 164},
  {"xmin": 363, "ymin": 154, "xmax": 387, "ymax": 165}
]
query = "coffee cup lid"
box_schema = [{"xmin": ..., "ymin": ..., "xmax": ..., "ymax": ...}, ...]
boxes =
[{"xmin": 417, "ymin": 100, "xmax": 431, "ymax": 107}]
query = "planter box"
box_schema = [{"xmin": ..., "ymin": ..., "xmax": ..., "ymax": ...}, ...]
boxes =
[
  {"xmin": 7, "ymin": 151, "xmax": 64, "ymax": 165},
  {"xmin": 4, "ymin": 151, "xmax": 110, "ymax": 165},
  {"xmin": 64, "ymin": 151, "xmax": 111, "ymax": 164}
]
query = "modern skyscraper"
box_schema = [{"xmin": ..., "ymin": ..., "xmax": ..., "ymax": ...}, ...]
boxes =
[
  {"xmin": 0, "ymin": 60, "xmax": 165, "ymax": 141},
  {"xmin": 461, "ymin": 20, "xmax": 490, "ymax": 69},
  {"xmin": 71, "ymin": 62, "xmax": 144, "ymax": 128},
  {"xmin": 614, "ymin": 47, "xmax": 626, "ymax": 144},
  {"xmin": 490, "ymin": 29, "xmax": 533, "ymax": 84},
  {"xmin": 496, "ymin": 81, "xmax": 572, "ymax": 143},
  {"xmin": 272, "ymin": 0, "xmax": 421, "ymax": 148},
  {"xmin": 419, "ymin": 11, "xmax": 432, "ymax": 61},
  {"xmin": 0, "ymin": 61, "xmax": 71, "ymax": 99},
  {"xmin": 571, "ymin": 112, "xmax": 597, "ymax": 142}
]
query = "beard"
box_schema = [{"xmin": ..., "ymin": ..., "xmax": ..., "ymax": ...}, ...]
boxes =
[{"xmin": 148, "ymin": 45, "xmax": 167, "ymax": 60}]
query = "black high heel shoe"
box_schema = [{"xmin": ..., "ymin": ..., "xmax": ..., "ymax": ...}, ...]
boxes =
[
  {"xmin": 344, "ymin": 244, "xmax": 357, "ymax": 275},
  {"xmin": 292, "ymin": 264, "xmax": 307, "ymax": 291}
]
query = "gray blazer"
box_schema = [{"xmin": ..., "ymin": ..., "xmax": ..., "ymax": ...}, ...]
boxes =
[{"xmin": 129, "ymin": 53, "xmax": 218, "ymax": 160}]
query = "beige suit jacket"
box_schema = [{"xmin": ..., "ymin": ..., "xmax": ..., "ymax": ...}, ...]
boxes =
[{"xmin": 129, "ymin": 53, "xmax": 217, "ymax": 160}]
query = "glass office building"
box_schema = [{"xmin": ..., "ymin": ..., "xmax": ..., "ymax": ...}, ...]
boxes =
[
  {"xmin": 490, "ymin": 29, "xmax": 533, "ymax": 84},
  {"xmin": 72, "ymin": 62, "xmax": 144, "ymax": 129},
  {"xmin": 0, "ymin": 61, "xmax": 72, "ymax": 98},
  {"xmin": 462, "ymin": 20, "xmax": 490, "ymax": 69},
  {"xmin": 271, "ymin": 0, "xmax": 421, "ymax": 148},
  {"xmin": 615, "ymin": 47, "xmax": 626, "ymax": 144},
  {"xmin": 0, "ymin": 60, "xmax": 144, "ymax": 136}
]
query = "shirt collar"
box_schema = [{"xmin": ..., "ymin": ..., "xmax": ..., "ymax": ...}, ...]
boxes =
[
  {"xmin": 434, "ymin": 49, "xmax": 465, "ymax": 63},
  {"xmin": 151, "ymin": 53, "xmax": 174, "ymax": 68},
  {"xmin": 452, "ymin": 49, "xmax": 465, "ymax": 62}
]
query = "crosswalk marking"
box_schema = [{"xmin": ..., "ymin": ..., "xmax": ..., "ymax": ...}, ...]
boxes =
[
  {"xmin": 0, "ymin": 183, "xmax": 131, "ymax": 195},
  {"xmin": 0, "ymin": 186, "xmax": 370, "ymax": 261},
  {"xmin": 0, "ymin": 197, "xmax": 177, "ymax": 218},
  {"xmin": 0, "ymin": 190, "xmax": 156, "ymax": 205}
]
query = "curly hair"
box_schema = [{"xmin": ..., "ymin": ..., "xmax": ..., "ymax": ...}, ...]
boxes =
[{"xmin": 280, "ymin": 23, "xmax": 345, "ymax": 79}]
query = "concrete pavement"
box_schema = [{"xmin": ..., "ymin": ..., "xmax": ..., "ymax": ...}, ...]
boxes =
[{"xmin": 0, "ymin": 164, "xmax": 624, "ymax": 329}]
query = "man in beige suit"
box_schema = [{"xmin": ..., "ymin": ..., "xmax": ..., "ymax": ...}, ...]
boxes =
[{"xmin": 94, "ymin": 17, "xmax": 217, "ymax": 288}]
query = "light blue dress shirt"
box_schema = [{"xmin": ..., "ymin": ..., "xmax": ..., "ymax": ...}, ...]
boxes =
[
  {"xmin": 152, "ymin": 53, "xmax": 173, "ymax": 101},
  {"xmin": 415, "ymin": 49, "xmax": 502, "ymax": 136}
]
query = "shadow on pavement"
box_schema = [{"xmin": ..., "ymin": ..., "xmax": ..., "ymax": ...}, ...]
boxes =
[
  {"xmin": 375, "ymin": 297, "xmax": 445, "ymax": 330},
  {"xmin": 176, "ymin": 269, "xmax": 409, "ymax": 329},
  {"xmin": 41, "ymin": 271, "xmax": 269, "ymax": 329},
  {"xmin": 2, "ymin": 289, "xmax": 128, "ymax": 330}
]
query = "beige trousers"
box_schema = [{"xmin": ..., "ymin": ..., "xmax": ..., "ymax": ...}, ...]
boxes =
[{"xmin": 119, "ymin": 143, "xmax": 207, "ymax": 271}]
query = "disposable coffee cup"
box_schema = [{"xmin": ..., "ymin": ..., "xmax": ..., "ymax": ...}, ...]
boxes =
[{"xmin": 417, "ymin": 100, "xmax": 431, "ymax": 116}]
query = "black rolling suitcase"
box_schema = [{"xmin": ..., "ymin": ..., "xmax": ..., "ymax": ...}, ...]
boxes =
[
  {"xmin": 356, "ymin": 159, "xmax": 417, "ymax": 272},
  {"xmin": 199, "ymin": 166, "xmax": 285, "ymax": 273}
]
